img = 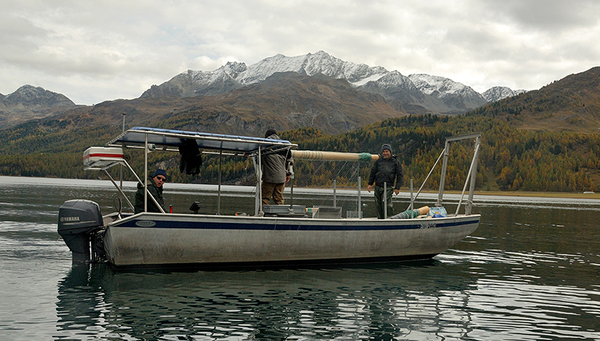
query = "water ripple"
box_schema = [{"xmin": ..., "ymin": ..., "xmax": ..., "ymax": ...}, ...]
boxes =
[
  {"xmin": 2, "ymin": 177, "xmax": 600, "ymax": 341},
  {"xmin": 43, "ymin": 263, "xmax": 600, "ymax": 341}
]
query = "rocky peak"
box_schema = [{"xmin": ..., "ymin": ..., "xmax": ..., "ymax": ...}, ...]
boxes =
[
  {"xmin": 482, "ymin": 86, "xmax": 527, "ymax": 102},
  {"xmin": 408, "ymin": 74, "xmax": 487, "ymax": 111},
  {"xmin": 3, "ymin": 85, "xmax": 75, "ymax": 107},
  {"xmin": 0, "ymin": 85, "xmax": 78, "ymax": 130},
  {"xmin": 408, "ymin": 74, "xmax": 468, "ymax": 96}
]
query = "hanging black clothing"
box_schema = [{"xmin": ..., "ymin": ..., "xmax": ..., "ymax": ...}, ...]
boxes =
[{"xmin": 179, "ymin": 139, "xmax": 202, "ymax": 175}]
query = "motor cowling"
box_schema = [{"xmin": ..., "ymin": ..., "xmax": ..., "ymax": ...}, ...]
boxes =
[{"xmin": 58, "ymin": 199, "xmax": 103, "ymax": 264}]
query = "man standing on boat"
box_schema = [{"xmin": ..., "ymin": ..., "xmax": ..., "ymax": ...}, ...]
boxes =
[
  {"xmin": 367, "ymin": 144, "xmax": 403, "ymax": 219},
  {"xmin": 261, "ymin": 129, "xmax": 292, "ymax": 205},
  {"xmin": 134, "ymin": 169, "xmax": 167, "ymax": 213}
]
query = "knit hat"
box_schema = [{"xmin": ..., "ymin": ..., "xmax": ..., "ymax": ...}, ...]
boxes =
[
  {"xmin": 381, "ymin": 144, "xmax": 392, "ymax": 154},
  {"xmin": 153, "ymin": 169, "xmax": 167, "ymax": 179}
]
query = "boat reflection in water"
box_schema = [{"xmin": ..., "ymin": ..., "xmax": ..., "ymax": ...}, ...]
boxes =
[{"xmin": 56, "ymin": 260, "xmax": 478, "ymax": 340}]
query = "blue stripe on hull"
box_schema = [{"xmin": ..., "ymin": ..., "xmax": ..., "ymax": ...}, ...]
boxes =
[{"xmin": 114, "ymin": 217, "xmax": 480, "ymax": 231}]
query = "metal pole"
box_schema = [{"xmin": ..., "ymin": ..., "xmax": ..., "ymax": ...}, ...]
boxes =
[
  {"xmin": 252, "ymin": 157, "xmax": 260, "ymax": 216},
  {"xmin": 357, "ymin": 162, "xmax": 361, "ymax": 218},
  {"xmin": 120, "ymin": 113, "xmax": 126, "ymax": 190},
  {"xmin": 257, "ymin": 146, "xmax": 263, "ymax": 216},
  {"xmin": 144, "ymin": 133, "xmax": 148, "ymax": 212},
  {"xmin": 217, "ymin": 148, "xmax": 222, "ymax": 215},
  {"xmin": 333, "ymin": 179, "xmax": 337, "ymax": 207},
  {"xmin": 357, "ymin": 176, "xmax": 362, "ymax": 219},
  {"xmin": 437, "ymin": 141, "xmax": 450, "ymax": 207},
  {"xmin": 466, "ymin": 136, "xmax": 481, "ymax": 215},
  {"xmin": 410, "ymin": 179, "xmax": 414, "ymax": 212}
]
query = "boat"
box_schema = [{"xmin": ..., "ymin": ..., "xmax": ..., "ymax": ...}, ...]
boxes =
[{"xmin": 57, "ymin": 127, "xmax": 482, "ymax": 267}]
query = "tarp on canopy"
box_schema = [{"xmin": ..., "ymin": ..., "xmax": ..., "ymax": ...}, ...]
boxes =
[{"xmin": 107, "ymin": 127, "xmax": 296, "ymax": 154}]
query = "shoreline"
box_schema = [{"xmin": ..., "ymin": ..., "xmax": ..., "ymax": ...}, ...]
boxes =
[
  {"xmin": 399, "ymin": 189, "xmax": 599, "ymax": 200},
  {"xmin": 0, "ymin": 175, "xmax": 598, "ymax": 200},
  {"xmin": 475, "ymin": 190, "xmax": 598, "ymax": 199}
]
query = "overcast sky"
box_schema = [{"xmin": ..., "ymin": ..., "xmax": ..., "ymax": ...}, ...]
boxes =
[{"xmin": 2, "ymin": 0, "xmax": 599, "ymax": 105}]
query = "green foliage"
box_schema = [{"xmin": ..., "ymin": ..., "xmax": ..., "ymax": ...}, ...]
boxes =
[{"xmin": 1, "ymin": 114, "xmax": 599, "ymax": 193}]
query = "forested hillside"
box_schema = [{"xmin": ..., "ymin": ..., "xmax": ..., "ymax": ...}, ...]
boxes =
[
  {"xmin": 284, "ymin": 115, "xmax": 600, "ymax": 192},
  {"xmin": 1, "ymin": 114, "xmax": 598, "ymax": 193},
  {"xmin": 470, "ymin": 67, "xmax": 600, "ymax": 133}
]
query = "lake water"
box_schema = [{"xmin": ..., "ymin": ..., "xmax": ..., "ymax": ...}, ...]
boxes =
[{"xmin": 1, "ymin": 176, "xmax": 599, "ymax": 340}]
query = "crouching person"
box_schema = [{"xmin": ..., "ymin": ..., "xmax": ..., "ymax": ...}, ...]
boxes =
[{"xmin": 135, "ymin": 169, "xmax": 167, "ymax": 213}]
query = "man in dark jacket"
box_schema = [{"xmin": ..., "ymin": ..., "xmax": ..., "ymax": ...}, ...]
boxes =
[
  {"xmin": 261, "ymin": 129, "xmax": 291, "ymax": 205},
  {"xmin": 134, "ymin": 169, "xmax": 167, "ymax": 213},
  {"xmin": 367, "ymin": 144, "xmax": 403, "ymax": 218}
]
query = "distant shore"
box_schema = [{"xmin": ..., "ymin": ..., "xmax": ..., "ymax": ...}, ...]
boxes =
[
  {"xmin": 410, "ymin": 188, "xmax": 599, "ymax": 200},
  {"xmin": 0, "ymin": 175, "xmax": 598, "ymax": 200},
  {"xmin": 474, "ymin": 190, "xmax": 599, "ymax": 199}
]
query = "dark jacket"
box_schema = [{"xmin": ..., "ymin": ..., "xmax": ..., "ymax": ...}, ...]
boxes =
[
  {"xmin": 261, "ymin": 133, "xmax": 291, "ymax": 184},
  {"xmin": 368, "ymin": 155, "xmax": 403, "ymax": 190},
  {"xmin": 134, "ymin": 178, "xmax": 165, "ymax": 213}
]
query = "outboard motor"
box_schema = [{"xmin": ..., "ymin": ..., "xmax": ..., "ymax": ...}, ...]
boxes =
[{"xmin": 58, "ymin": 199, "xmax": 104, "ymax": 264}]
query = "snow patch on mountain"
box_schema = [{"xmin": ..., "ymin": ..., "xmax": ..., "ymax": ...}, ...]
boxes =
[
  {"xmin": 352, "ymin": 73, "xmax": 387, "ymax": 87},
  {"xmin": 189, "ymin": 61, "xmax": 248, "ymax": 85},
  {"xmin": 482, "ymin": 86, "xmax": 527, "ymax": 102},
  {"xmin": 408, "ymin": 74, "xmax": 470, "ymax": 96},
  {"xmin": 372, "ymin": 71, "xmax": 417, "ymax": 89}
]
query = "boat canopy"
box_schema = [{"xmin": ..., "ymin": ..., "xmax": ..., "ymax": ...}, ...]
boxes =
[{"xmin": 107, "ymin": 127, "xmax": 296, "ymax": 155}]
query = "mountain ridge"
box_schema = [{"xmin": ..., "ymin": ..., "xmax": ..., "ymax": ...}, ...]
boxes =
[
  {"xmin": 469, "ymin": 66, "xmax": 600, "ymax": 133},
  {"xmin": 141, "ymin": 51, "xmax": 523, "ymax": 116},
  {"xmin": 1, "ymin": 51, "xmax": 527, "ymax": 129},
  {"xmin": 105, "ymin": 72, "xmax": 406, "ymax": 136},
  {"xmin": 0, "ymin": 85, "xmax": 78, "ymax": 128}
]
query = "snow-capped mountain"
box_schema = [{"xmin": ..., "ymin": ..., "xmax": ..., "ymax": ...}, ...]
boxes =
[
  {"xmin": 142, "ymin": 51, "xmax": 390, "ymax": 98},
  {"xmin": 482, "ymin": 86, "xmax": 527, "ymax": 102},
  {"xmin": 355, "ymin": 71, "xmax": 429, "ymax": 110},
  {"xmin": 237, "ymin": 51, "xmax": 389, "ymax": 85},
  {"xmin": 141, "ymin": 51, "xmax": 522, "ymax": 115},
  {"xmin": 408, "ymin": 74, "xmax": 488, "ymax": 111}
]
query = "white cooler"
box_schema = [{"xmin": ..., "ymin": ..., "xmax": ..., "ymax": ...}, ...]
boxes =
[{"xmin": 83, "ymin": 147, "xmax": 124, "ymax": 167}]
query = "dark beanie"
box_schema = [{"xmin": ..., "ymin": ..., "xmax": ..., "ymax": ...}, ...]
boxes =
[
  {"xmin": 153, "ymin": 169, "xmax": 167, "ymax": 179},
  {"xmin": 381, "ymin": 144, "xmax": 392, "ymax": 154},
  {"xmin": 265, "ymin": 129, "xmax": 277, "ymax": 138}
]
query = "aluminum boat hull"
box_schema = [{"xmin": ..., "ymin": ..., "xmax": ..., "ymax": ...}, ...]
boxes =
[{"xmin": 103, "ymin": 213, "xmax": 480, "ymax": 266}]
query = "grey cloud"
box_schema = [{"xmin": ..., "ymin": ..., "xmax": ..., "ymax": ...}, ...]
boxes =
[
  {"xmin": 0, "ymin": 14, "xmax": 47, "ymax": 61},
  {"xmin": 1, "ymin": 0, "xmax": 598, "ymax": 104},
  {"xmin": 481, "ymin": 0, "xmax": 600, "ymax": 31}
]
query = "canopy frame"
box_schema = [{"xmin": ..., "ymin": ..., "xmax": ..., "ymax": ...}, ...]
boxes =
[{"xmin": 100, "ymin": 127, "xmax": 297, "ymax": 215}]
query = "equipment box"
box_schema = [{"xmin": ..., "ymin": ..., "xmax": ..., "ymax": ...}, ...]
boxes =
[
  {"xmin": 263, "ymin": 205, "xmax": 306, "ymax": 217},
  {"xmin": 83, "ymin": 147, "xmax": 124, "ymax": 167},
  {"xmin": 312, "ymin": 206, "xmax": 342, "ymax": 219}
]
